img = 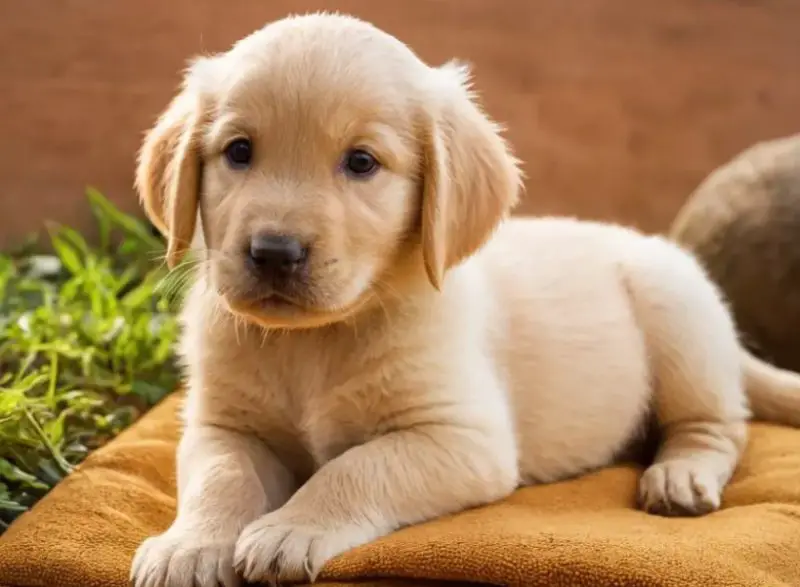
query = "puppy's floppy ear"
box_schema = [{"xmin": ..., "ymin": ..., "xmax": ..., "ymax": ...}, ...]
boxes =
[
  {"xmin": 136, "ymin": 58, "xmax": 212, "ymax": 269},
  {"xmin": 420, "ymin": 61, "xmax": 522, "ymax": 290}
]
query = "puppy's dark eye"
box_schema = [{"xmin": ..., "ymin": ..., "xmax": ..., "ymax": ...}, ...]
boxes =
[
  {"xmin": 224, "ymin": 138, "xmax": 252, "ymax": 169},
  {"xmin": 342, "ymin": 149, "xmax": 379, "ymax": 179}
]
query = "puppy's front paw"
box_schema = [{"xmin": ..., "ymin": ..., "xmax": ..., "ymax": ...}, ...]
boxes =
[
  {"xmin": 638, "ymin": 460, "xmax": 722, "ymax": 517},
  {"xmin": 234, "ymin": 510, "xmax": 379, "ymax": 584},
  {"xmin": 130, "ymin": 528, "xmax": 240, "ymax": 587}
]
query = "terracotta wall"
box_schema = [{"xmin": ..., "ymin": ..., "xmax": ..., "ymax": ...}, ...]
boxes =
[{"xmin": 1, "ymin": 0, "xmax": 799, "ymax": 248}]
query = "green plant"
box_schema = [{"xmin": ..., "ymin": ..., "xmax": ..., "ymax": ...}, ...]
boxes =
[{"xmin": 0, "ymin": 188, "xmax": 183, "ymax": 532}]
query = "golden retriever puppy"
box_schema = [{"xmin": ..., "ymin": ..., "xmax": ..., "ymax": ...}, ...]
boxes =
[{"xmin": 130, "ymin": 13, "xmax": 800, "ymax": 587}]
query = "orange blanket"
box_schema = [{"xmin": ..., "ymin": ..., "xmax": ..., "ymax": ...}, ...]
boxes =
[{"xmin": 1, "ymin": 391, "xmax": 799, "ymax": 587}]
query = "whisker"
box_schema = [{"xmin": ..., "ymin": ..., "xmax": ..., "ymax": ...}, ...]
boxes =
[
  {"xmin": 233, "ymin": 311, "xmax": 242, "ymax": 345},
  {"xmin": 372, "ymin": 289, "xmax": 393, "ymax": 330},
  {"xmin": 348, "ymin": 309, "xmax": 360, "ymax": 341},
  {"xmin": 260, "ymin": 326, "xmax": 271, "ymax": 348},
  {"xmin": 374, "ymin": 279, "xmax": 403, "ymax": 302},
  {"xmin": 210, "ymin": 293, "xmax": 226, "ymax": 328}
]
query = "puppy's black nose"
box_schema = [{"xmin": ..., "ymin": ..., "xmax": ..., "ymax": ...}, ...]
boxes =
[{"xmin": 248, "ymin": 233, "xmax": 307, "ymax": 277}]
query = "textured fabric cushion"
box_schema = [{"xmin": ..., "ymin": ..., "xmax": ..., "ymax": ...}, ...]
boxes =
[{"xmin": 1, "ymin": 391, "xmax": 799, "ymax": 587}]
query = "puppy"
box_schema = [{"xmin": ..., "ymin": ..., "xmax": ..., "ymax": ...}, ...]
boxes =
[{"xmin": 130, "ymin": 13, "xmax": 800, "ymax": 587}]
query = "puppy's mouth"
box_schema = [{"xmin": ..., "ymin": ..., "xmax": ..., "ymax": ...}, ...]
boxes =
[
  {"xmin": 226, "ymin": 285, "xmax": 309, "ymax": 312},
  {"xmin": 254, "ymin": 291, "xmax": 304, "ymax": 310},
  {"xmin": 221, "ymin": 280, "xmax": 377, "ymax": 330}
]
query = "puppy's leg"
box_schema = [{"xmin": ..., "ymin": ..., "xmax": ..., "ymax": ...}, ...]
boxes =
[
  {"xmin": 130, "ymin": 423, "xmax": 295, "ymax": 587},
  {"xmin": 234, "ymin": 394, "xmax": 518, "ymax": 584},
  {"xmin": 624, "ymin": 238, "xmax": 750, "ymax": 516}
]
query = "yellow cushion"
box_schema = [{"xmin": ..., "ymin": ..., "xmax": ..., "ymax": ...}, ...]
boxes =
[{"xmin": 1, "ymin": 391, "xmax": 799, "ymax": 587}]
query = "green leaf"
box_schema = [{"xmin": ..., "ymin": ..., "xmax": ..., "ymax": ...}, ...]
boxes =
[
  {"xmin": 56, "ymin": 226, "xmax": 91, "ymax": 257},
  {"xmin": 49, "ymin": 234, "xmax": 83, "ymax": 275},
  {"xmin": 43, "ymin": 410, "xmax": 68, "ymax": 448},
  {"xmin": 121, "ymin": 281, "xmax": 155, "ymax": 309},
  {"xmin": 35, "ymin": 460, "xmax": 63, "ymax": 486},
  {"xmin": 131, "ymin": 380, "xmax": 168, "ymax": 405},
  {"xmin": 86, "ymin": 187, "xmax": 163, "ymax": 251},
  {"xmin": 0, "ymin": 499, "xmax": 28, "ymax": 513},
  {"xmin": 0, "ymin": 459, "xmax": 48, "ymax": 490}
]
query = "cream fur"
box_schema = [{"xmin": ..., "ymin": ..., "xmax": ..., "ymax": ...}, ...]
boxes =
[{"xmin": 130, "ymin": 13, "xmax": 800, "ymax": 587}]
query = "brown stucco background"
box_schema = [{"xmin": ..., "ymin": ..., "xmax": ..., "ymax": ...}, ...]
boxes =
[{"xmin": 1, "ymin": 0, "xmax": 799, "ymax": 248}]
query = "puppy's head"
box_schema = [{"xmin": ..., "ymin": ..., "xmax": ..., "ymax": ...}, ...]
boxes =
[{"xmin": 137, "ymin": 13, "xmax": 521, "ymax": 329}]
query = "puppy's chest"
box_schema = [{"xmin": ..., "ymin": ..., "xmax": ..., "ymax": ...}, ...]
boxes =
[{"xmin": 260, "ymin": 359, "xmax": 391, "ymax": 473}]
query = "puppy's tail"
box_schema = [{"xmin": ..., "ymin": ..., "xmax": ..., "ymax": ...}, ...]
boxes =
[{"xmin": 742, "ymin": 348, "xmax": 800, "ymax": 427}]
